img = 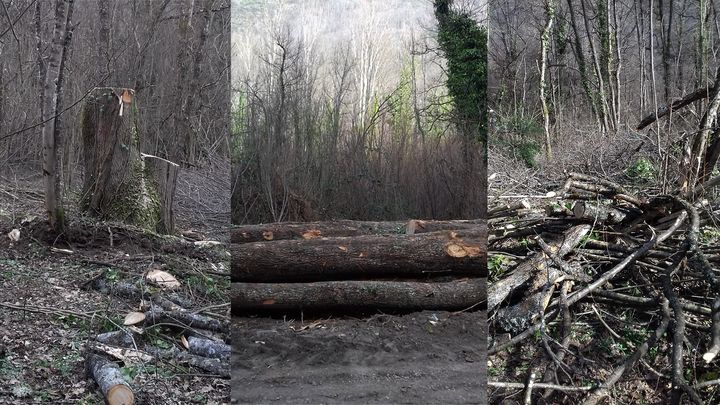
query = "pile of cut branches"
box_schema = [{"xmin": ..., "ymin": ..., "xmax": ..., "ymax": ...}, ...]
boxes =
[{"xmin": 488, "ymin": 172, "xmax": 720, "ymax": 404}]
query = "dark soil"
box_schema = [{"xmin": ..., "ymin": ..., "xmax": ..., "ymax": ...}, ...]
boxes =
[{"xmin": 232, "ymin": 310, "xmax": 486, "ymax": 404}]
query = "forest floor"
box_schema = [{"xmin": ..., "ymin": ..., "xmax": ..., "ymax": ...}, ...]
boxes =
[
  {"xmin": 232, "ymin": 310, "xmax": 485, "ymax": 404},
  {"xmin": 0, "ymin": 161, "xmax": 231, "ymax": 404}
]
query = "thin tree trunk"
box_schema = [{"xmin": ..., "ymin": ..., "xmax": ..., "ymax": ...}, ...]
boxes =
[
  {"xmin": 97, "ymin": 0, "xmax": 109, "ymax": 85},
  {"xmin": 580, "ymin": 0, "xmax": 610, "ymax": 133},
  {"xmin": 41, "ymin": 0, "xmax": 71, "ymax": 231},
  {"xmin": 568, "ymin": 0, "xmax": 600, "ymax": 128},
  {"xmin": 540, "ymin": 0, "xmax": 556, "ymax": 157},
  {"xmin": 650, "ymin": 0, "xmax": 662, "ymax": 155}
]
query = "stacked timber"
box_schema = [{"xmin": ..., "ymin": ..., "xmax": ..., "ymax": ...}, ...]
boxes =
[{"xmin": 231, "ymin": 219, "xmax": 487, "ymax": 312}]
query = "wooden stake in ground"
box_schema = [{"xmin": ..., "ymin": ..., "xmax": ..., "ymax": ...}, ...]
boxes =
[
  {"xmin": 86, "ymin": 354, "xmax": 134, "ymax": 405},
  {"xmin": 80, "ymin": 87, "xmax": 178, "ymax": 233},
  {"xmin": 232, "ymin": 229, "xmax": 486, "ymax": 282},
  {"xmin": 232, "ymin": 278, "xmax": 485, "ymax": 311}
]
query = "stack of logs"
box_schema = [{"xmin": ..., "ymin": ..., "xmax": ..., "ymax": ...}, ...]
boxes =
[{"xmin": 231, "ymin": 219, "xmax": 487, "ymax": 312}]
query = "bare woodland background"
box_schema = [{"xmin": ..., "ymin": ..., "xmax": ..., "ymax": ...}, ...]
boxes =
[
  {"xmin": 0, "ymin": 0, "xmax": 230, "ymax": 194},
  {"xmin": 231, "ymin": 0, "xmax": 487, "ymax": 224},
  {"xmin": 490, "ymin": 0, "xmax": 720, "ymax": 188}
]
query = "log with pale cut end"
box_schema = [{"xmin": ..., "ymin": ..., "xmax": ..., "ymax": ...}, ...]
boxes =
[
  {"xmin": 230, "ymin": 219, "xmax": 483, "ymax": 243},
  {"xmin": 488, "ymin": 199, "xmax": 532, "ymax": 218},
  {"xmin": 231, "ymin": 229, "xmax": 486, "ymax": 282},
  {"xmin": 573, "ymin": 201, "xmax": 627, "ymax": 224},
  {"xmin": 86, "ymin": 353, "xmax": 135, "ymax": 405},
  {"xmin": 231, "ymin": 278, "xmax": 485, "ymax": 311}
]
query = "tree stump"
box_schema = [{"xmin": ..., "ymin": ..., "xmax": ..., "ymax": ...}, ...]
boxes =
[{"xmin": 80, "ymin": 87, "xmax": 177, "ymax": 233}]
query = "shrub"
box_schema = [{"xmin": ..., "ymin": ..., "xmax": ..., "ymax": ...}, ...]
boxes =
[{"xmin": 625, "ymin": 157, "xmax": 655, "ymax": 181}]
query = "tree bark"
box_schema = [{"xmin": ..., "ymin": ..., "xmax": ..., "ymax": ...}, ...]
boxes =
[
  {"xmin": 86, "ymin": 354, "xmax": 135, "ymax": 405},
  {"xmin": 41, "ymin": 0, "xmax": 72, "ymax": 231},
  {"xmin": 232, "ymin": 278, "xmax": 485, "ymax": 312},
  {"xmin": 488, "ymin": 224, "xmax": 590, "ymax": 310},
  {"xmin": 540, "ymin": 0, "xmax": 556, "ymax": 157},
  {"xmin": 573, "ymin": 201, "xmax": 627, "ymax": 224},
  {"xmin": 80, "ymin": 87, "xmax": 176, "ymax": 233},
  {"xmin": 232, "ymin": 229, "xmax": 486, "ymax": 282},
  {"xmin": 681, "ymin": 67, "xmax": 720, "ymax": 192},
  {"xmin": 230, "ymin": 219, "xmax": 484, "ymax": 243}
]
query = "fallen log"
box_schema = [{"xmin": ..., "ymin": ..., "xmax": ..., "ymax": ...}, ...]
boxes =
[
  {"xmin": 231, "ymin": 229, "xmax": 486, "ymax": 282},
  {"xmin": 405, "ymin": 219, "xmax": 484, "ymax": 235},
  {"xmin": 637, "ymin": 86, "xmax": 712, "ymax": 130},
  {"xmin": 488, "ymin": 199, "xmax": 532, "ymax": 218},
  {"xmin": 231, "ymin": 278, "xmax": 485, "ymax": 311},
  {"xmin": 144, "ymin": 307, "xmax": 229, "ymax": 334},
  {"xmin": 86, "ymin": 353, "xmax": 135, "ymax": 405},
  {"xmin": 573, "ymin": 201, "xmax": 627, "ymax": 224},
  {"xmin": 144, "ymin": 345, "xmax": 230, "ymax": 378},
  {"xmin": 230, "ymin": 219, "xmax": 483, "ymax": 243},
  {"xmin": 488, "ymin": 224, "xmax": 590, "ymax": 310},
  {"xmin": 186, "ymin": 336, "xmax": 231, "ymax": 360}
]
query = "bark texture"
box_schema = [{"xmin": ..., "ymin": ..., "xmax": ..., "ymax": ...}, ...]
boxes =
[
  {"xmin": 80, "ymin": 87, "xmax": 176, "ymax": 233},
  {"xmin": 232, "ymin": 278, "xmax": 485, "ymax": 311},
  {"xmin": 231, "ymin": 229, "xmax": 486, "ymax": 282}
]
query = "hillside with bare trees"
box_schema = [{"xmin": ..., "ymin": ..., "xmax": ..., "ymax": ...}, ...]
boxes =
[{"xmin": 231, "ymin": 0, "xmax": 486, "ymax": 223}]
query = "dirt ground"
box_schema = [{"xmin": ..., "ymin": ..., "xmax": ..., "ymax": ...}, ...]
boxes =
[
  {"xmin": 232, "ymin": 310, "xmax": 486, "ymax": 404},
  {"xmin": 0, "ymin": 164, "xmax": 231, "ymax": 404}
]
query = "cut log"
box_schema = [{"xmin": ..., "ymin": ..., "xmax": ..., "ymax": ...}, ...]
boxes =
[
  {"xmin": 573, "ymin": 201, "xmax": 627, "ymax": 224},
  {"xmin": 231, "ymin": 219, "xmax": 483, "ymax": 243},
  {"xmin": 488, "ymin": 199, "xmax": 532, "ymax": 218},
  {"xmin": 96, "ymin": 330, "xmax": 136, "ymax": 347},
  {"xmin": 80, "ymin": 87, "xmax": 176, "ymax": 233},
  {"xmin": 86, "ymin": 353, "xmax": 135, "ymax": 405},
  {"xmin": 231, "ymin": 278, "xmax": 485, "ymax": 311},
  {"xmin": 231, "ymin": 228, "xmax": 486, "ymax": 282},
  {"xmin": 186, "ymin": 335, "xmax": 231, "ymax": 360},
  {"xmin": 144, "ymin": 345, "xmax": 230, "ymax": 378},
  {"xmin": 144, "ymin": 307, "xmax": 228, "ymax": 334},
  {"xmin": 231, "ymin": 220, "xmax": 407, "ymax": 243},
  {"xmin": 404, "ymin": 219, "xmax": 484, "ymax": 235},
  {"xmin": 487, "ymin": 224, "xmax": 590, "ymax": 310}
]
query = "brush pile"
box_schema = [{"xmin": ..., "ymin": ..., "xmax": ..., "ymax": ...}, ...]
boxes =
[{"xmin": 488, "ymin": 172, "xmax": 720, "ymax": 404}]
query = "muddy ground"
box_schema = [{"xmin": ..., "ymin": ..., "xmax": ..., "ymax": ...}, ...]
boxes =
[
  {"xmin": 0, "ymin": 164, "xmax": 231, "ymax": 404},
  {"xmin": 232, "ymin": 310, "xmax": 486, "ymax": 404}
]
